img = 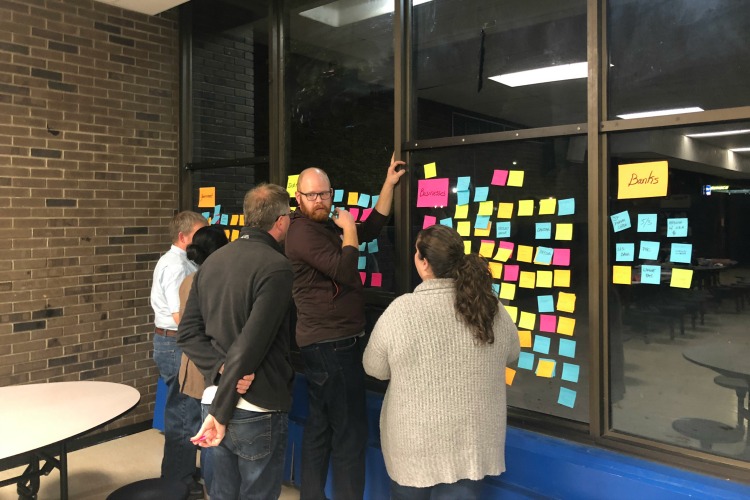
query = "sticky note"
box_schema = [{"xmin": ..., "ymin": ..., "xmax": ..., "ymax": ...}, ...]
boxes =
[
  {"xmin": 615, "ymin": 243, "xmax": 635, "ymax": 262},
  {"xmin": 536, "ymin": 223, "xmax": 552, "ymax": 240},
  {"xmin": 533, "ymin": 335, "xmax": 551, "ymax": 354},
  {"xmin": 670, "ymin": 268, "xmax": 693, "ymax": 289},
  {"xmin": 417, "ymin": 178, "xmax": 449, "ymax": 207},
  {"xmin": 284, "ymin": 177, "xmax": 297, "ymax": 198},
  {"xmin": 493, "ymin": 242, "xmax": 515, "ymax": 262},
  {"xmin": 488, "ymin": 262, "xmax": 503, "ymax": 279},
  {"xmin": 463, "ymin": 241, "xmax": 471, "ymax": 254},
  {"xmin": 457, "ymin": 191, "xmax": 470, "ymax": 205},
  {"xmin": 439, "ymin": 217, "xmax": 453, "ymax": 228},
  {"xmin": 640, "ymin": 265, "xmax": 661, "ymax": 284},
  {"xmin": 518, "ymin": 330, "xmax": 532, "ymax": 348},
  {"xmin": 534, "ymin": 247, "xmax": 554, "ymax": 265},
  {"xmin": 559, "ymin": 338, "xmax": 576, "ymax": 358},
  {"xmin": 558, "ymin": 198, "xmax": 575, "ymax": 216},
  {"xmin": 370, "ymin": 195, "xmax": 378, "ymax": 208},
  {"xmin": 507, "ymin": 170, "xmax": 525, "ymax": 187},
  {"xmin": 499, "ymin": 282, "xmax": 516, "ymax": 300},
  {"xmin": 497, "ymin": 203, "xmax": 514, "ymax": 219},
  {"xmin": 473, "ymin": 186, "xmax": 490, "ymax": 202},
  {"xmin": 479, "ymin": 240, "xmax": 495, "ymax": 258},
  {"xmin": 536, "ymin": 358, "xmax": 556, "ymax": 378},
  {"xmin": 457, "ymin": 221, "xmax": 471, "ymax": 236},
  {"xmin": 517, "ymin": 352, "xmax": 534, "ymax": 370},
  {"xmin": 367, "ymin": 240, "xmax": 379, "ymax": 253},
  {"xmin": 552, "ymin": 248, "xmax": 571, "ymax": 266},
  {"xmin": 518, "ymin": 311, "xmax": 536, "ymax": 330},
  {"xmin": 519, "ymin": 271, "xmax": 536, "ymax": 289},
  {"xmin": 475, "ymin": 226, "xmax": 493, "ymax": 238},
  {"xmin": 557, "ymin": 292, "xmax": 576, "ymax": 313},
  {"xmin": 371, "ymin": 273, "xmax": 382, "ymax": 287},
  {"xmin": 347, "ymin": 192, "xmax": 359, "ymax": 205},
  {"xmin": 558, "ymin": 387, "xmax": 576, "ymax": 408},
  {"xmin": 503, "ymin": 265, "xmax": 520, "ymax": 282},
  {"xmin": 536, "ymin": 271, "xmax": 553, "ymax": 288},
  {"xmin": 455, "ymin": 204, "xmax": 469, "ymax": 219},
  {"xmin": 561, "ymin": 363, "xmax": 580, "ymax": 383},
  {"xmin": 213, "ymin": 204, "xmax": 222, "ymax": 216},
  {"xmin": 456, "ymin": 176, "xmax": 471, "ymax": 191},
  {"xmin": 506, "ymin": 367, "xmax": 516, "ymax": 386},
  {"xmin": 617, "ymin": 160, "xmax": 668, "ymax": 199},
  {"xmin": 239, "ymin": 215, "xmax": 245, "ymax": 226},
  {"xmin": 477, "ymin": 201, "xmax": 494, "ymax": 216},
  {"xmin": 505, "ymin": 305, "xmax": 518, "ymax": 322},
  {"xmin": 333, "ymin": 189, "xmax": 344, "ymax": 202},
  {"xmin": 639, "ymin": 241, "xmax": 660, "ymax": 261},
  {"xmin": 667, "ymin": 218, "xmax": 688, "ymax": 237},
  {"xmin": 423, "ymin": 215, "xmax": 437, "ymax": 229},
  {"xmin": 474, "ymin": 215, "xmax": 491, "ymax": 230},
  {"xmin": 357, "ymin": 256, "xmax": 366, "ymax": 270},
  {"xmin": 555, "ymin": 223, "xmax": 573, "ymax": 241},
  {"xmin": 557, "ymin": 316, "xmax": 576, "ymax": 336},
  {"xmin": 362, "ymin": 208, "xmax": 373, "ymax": 220},
  {"xmin": 424, "ymin": 162, "xmax": 437, "ymax": 178},
  {"xmin": 220, "ymin": 214, "xmax": 229, "ymax": 225},
  {"xmin": 637, "ymin": 213, "xmax": 657, "ymax": 232},
  {"xmin": 670, "ymin": 243, "xmax": 692, "ymax": 264},
  {"xmin": 518, "ymin": 200, "xmax": 534, "ymax": 216},
  {"xmin": 359, "ymin": 272, "xmax": 366, "ymax": 284},
  {"xmin": 539, "ymin": 198, "xmax": 556, "ymax": 215},
  {"xmin": 538, "ymin": 295, "xmax": 555, "ymax": 313},
  {"xmin": 554, "ymin": 269, "xmax": 571, "ymax": 288},
  {"xmin": 224, "ymin": 229, "xmax": 230, "ymax": 238},
  {"xmin": 517, "ymin": 245, "xmax": 534, "ymax": 263},
  {"xmin": 349, "ymin": 208, "xmax": 360, "ymax": 221},
  {"xmin": 230, "ymin": 214, "xmax": 239, "ymax": 226},
  {"xmin": 496, "ymin": 221, "xmax": 511, "ymax": 238},
  {"xmin": 491, "ymin": 169, "xmax": 509, "ymax": 186},
  {"xmin": 357, "ymin": 194, "xmax": 371, "ymax": 208},
  {"xmin": 611, "ymin": 211, "xmax": 632, "ymax": 232},
  {"xmin": 492, "ymin": 283, "xmax": 500, "ymax": 295},
  {"xmin": 230, "ymin": 229, "xmax": 239, "ymax": 241},
  {"xmin": 612, "ymin": 265, "xmax": 632, "ymax": 284},
  {"xmin": 202, "ymin": 211, "xmax": 210, "ymax": 220},
  {"xmin": 539, "ymin": 315, "xmax": 557, "ymax": 333}
]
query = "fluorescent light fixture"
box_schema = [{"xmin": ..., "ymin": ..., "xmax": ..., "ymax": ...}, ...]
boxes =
[
  {"xmin": 686, "ymin": 129, "xmax": 750, "ymax": 138},
  {"xmin": 300, "ymin": 0, "xmax": 431, "ymax": 27},
  {"xmin": 730, "ymin": 147, "xmax": 750, "ymax": 152},
  {"xmin": 488, "ymin": 62, "xmax": 588, "ymax": 87},
  {"xmin": 616, "ymin": 107, "xmax": 703, "ymax": 120}
]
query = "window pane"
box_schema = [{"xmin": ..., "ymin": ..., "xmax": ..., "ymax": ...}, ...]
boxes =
[
  {"xmin": 410, "ymin": 138, "xmax": 589, "ymax": 421},
  {"xmin": 413, "ymin": 0, "xmax": 587, "ymax": 140},
  {"xmin": 608, "ymin": 123, "xmax": 750, "ymax": 462},
  {"xmin": 608, "ymin": 1, "xmax": 750, "ymax": 119}
]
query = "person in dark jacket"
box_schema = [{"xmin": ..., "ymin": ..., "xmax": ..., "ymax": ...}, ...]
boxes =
[
  {"xmin": 285, "ymin": 155, "xmax": 405, "ymax": 500},
  {"xmin": 177, "ymin": 183, "xmax": 294, "ymax": 500}
]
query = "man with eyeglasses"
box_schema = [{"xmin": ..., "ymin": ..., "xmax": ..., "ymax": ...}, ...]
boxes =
[{"xmin": 286, "ymin": 155, "xmax": 406, "ymax": 500}]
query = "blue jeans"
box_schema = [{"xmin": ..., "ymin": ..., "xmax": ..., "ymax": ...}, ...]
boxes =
[
  {"xmin": 300, "ymin": 336, "xmax": 368, "ymax": 500},
  {"xmin": 203, "ymin": 405, "xmax": 288, "ymax": 500},
  {"xmin": 153, "ymin": 333, "xmax": 202, "ymax": 485},
  {"xmin": 390, "ymin": 478, "xmax": 483, "ymax": 500}
]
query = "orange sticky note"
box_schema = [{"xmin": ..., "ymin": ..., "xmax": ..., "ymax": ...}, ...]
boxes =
[
  {"xmin": 506, "ymin": 367, "xmax": 517, "ymax": 386},
  {"xmin": 230, "ymin": 214, "xmax": 239, "ymax": 226},
  {"xmin": 535, "ymin": 358, "xmax": 556, "ymax": 378},
  {"xmin": 518, "ymin": 199, "xmax": 534, "ymax": 216},
  {"xmin": 474, "ymin": 224, "xmax": 491, "ymax": 237},
  {"xmin": 518, "ymin": 311, "xmax": 536, "ymax": 330},
  {"xmin": 198, "ymin": 187, "xmax": 216, "ymax": 208},
  {"xmin": 517, "ymin": 245, "xmax": 534, "ymax": 263},
  {"xmin": 670, "ymin": 268, "xmax": 693, "ymax": 289},
  {"xmin": 557, "ymin": 316, "xmax": 576, "ymax": 336},
  {"xmin": 554, "ymin": 269, "xmax": 571, "ymax": 288},
  {"xmin": 538, "ymin": 198, "xmax": 556, "ymax": 215},
  {"xmin": 518, "ymin": 330, "xmax": 532, "ymax": 348},
  {"xmin": 224, "ymin": 229, "xmax": 230, "ymax": 238},
  {"xmin": 519, "ymin": 271, "xmax": 536, "ymax": 289},
  {"xmin": 613, "ymin": 265, "xmax": 632, "ymax": 285},
  {"xmin": 488, "ymin": 262, "xmax": 503, "ymax": 279},
  {"xmin": 497, "ymin": 203, "xmax": 514, "ymax": 219},
  {"xmin": 555, "ymin": 223, "xmax": 573, "ymax": 241},
  {"xmin": 230, "ymin": 229, "xmax": 239, "ymax": 241},
  {"xmin": 499, "ymin": 282, "xmax": 516, "ymax": 300},
  {"xmin": 617, "ymin": 160, "xmax": 668, "ymax": 200},
  {"xmin": 536, "ymin": 270, "xmax": 553, "ymax": 288},
  {"xmin": 239, "ymin": 215, "xmax": 245, "ymax": 226},
  {"xmin": 557, "ymin": 292, "xmax": 576, "ymax": 313},
  {"xmin": 347, "ymin": 192, "xmax": 359, "ymax": 205}
]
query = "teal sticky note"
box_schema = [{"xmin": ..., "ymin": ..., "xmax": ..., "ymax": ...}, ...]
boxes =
[
  {"xmin": 201, "ymin": 212, "xmax": 210, "ymax": 220},
  {"xmin": 534, "ymin": 246, "xmax": 554, "ymax": 265},
  {"xmin": 537, "ymin": 295, "xmax": 554, "ymax": 313},
  {"xmin": 492, "ymin": 283, "xmax": 500, "ymax": 294},
  {"xmin": 670, "ymin": 243, "xmax": 692, "ymax": 264},
  {"xmin": 457, "ymin": 176, "xmax": 471, "ymax": 191},
  {"xmin": 558, "ymin": 198, "xmax": 575, "ymax": 216},
  {"xmin": 496, "ymin": 221, "xmax": 511, "ymax": 238},
  {"xmin": 367, "ymin": 240, "xmax": 379, "ymax": 254},
  {"xmin": 475, "ymin": 215, "xmax": 490, "ymax": 229},
  {"xmin": 615, "ymin": 243, "xmax": 635, "ymax": 261},
  {"xmin": 333, "ymin": 189, "xmax": 344, "ymax": 202},
  {"xmin": 457, "ymin": 191, "xmax": 470, "ymax": 206},
  {"xmin": 370, "ymin": 195, "xmax": 379, "ymax": 208},
  {"xmin": 358, "ymin": 194, "xmax": 371, "ymax": 208},
  {"xmin": 535, "ymin": 222, "xmax": 552, "ymax": 240},
  {"xmin": 358, "ymin": 242, "xmax": 366, "ymax": 251},
  {"xmin": 473, "ymin": 186, "xmax": 489, "ymax": 202},
  {"xmin": 439, "ymin": 217, "xmax": 453, "ymax": 228},
  {"xmin": 610, "ymin": 211, "xmax": 631, "ymax": 232},
  {"xmin": 532, "ymin": 335, "xmax": 551, "ymax": 355},
  {"xmin": 213, "ymin": 204, "xmax": 222, "ymax": 215},
  {"xmin": 558, "ymin": 387, "xmax": 576, "ymax": 408},
  {"xmin": 638, "ymin": 241, "xmax": 660, "ymax": 260},
  {"xmin": 220, "ymin": 214, "xmax": 229, "ymax": 225},
  {"xmin": 357, "ymin": 256, "xmax": 366, "ymax": 270},
  {"xmin": 517, "ymin": 352, "xmax": 534, "ymax": 370},
  {"xmin": 637, "ymin": 213, "xmax": 657, "ymax": 233},
  {"xmin": 640, "ymin": 265, "xmax": 661, "ymax": 285},
  {"xmin": 561, "ymin": 363, "xmax": 580, "ymax": 383},
  {"xmin": 559, "ymin": 338, "xmax": 576, "ymax": 358},
  {"xmin": 667, "ymin": 218, "xmax": 688, "ymax": 237}
]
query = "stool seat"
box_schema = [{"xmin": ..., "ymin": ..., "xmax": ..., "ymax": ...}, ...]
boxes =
[
  {"xmin": 714, "ymin": 375, "xmax": 749, "ymax": 392},
  {"xmin": 107, "ymin": 478, "xmax": 190, "ymax": 500},
  {"xmin": 672, "ymin": 417, "xmax": 744, "ymax": 450}
]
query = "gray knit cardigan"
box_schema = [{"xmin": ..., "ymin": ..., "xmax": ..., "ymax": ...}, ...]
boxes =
[{"xmin": 363, "ymin": 278, "xmax": 520, "ymax": 488}]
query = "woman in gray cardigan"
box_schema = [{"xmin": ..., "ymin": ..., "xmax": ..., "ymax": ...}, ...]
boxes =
[{"xmin": 363, "ymin": 224, "xmax": 520, "ymax": 499}]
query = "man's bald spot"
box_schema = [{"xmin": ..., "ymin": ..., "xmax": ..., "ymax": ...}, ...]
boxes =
[{"xmin": 298, "ymin": 167, "xmax": 330, "ymax": 190}]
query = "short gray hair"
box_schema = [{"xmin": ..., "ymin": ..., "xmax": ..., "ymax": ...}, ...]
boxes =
[
  {"xmin": 243, "ymin": 183, "xmax": 290, "ymax": 231},
  {"xmin": 169, "ymin": 211, "xmax": 207, "ymax": 243}
]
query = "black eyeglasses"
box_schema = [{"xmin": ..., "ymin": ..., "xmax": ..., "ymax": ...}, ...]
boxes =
[
  {"xmin": 276, "ymin": 211, "xmax": 291, "ymax": 221},
  {"xmin": 298, "ymin": 189, "xmax": 333, "ymax": 201}
]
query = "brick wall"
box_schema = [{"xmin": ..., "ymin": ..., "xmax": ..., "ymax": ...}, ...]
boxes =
[{"xmin": 0, "ymin": 0, "xmax": 180, "ymax": 429}]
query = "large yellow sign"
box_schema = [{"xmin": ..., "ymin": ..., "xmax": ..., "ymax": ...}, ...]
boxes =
[{"xmin": 617, "ymin": 161, "xmax": 668, "ymax": 199}]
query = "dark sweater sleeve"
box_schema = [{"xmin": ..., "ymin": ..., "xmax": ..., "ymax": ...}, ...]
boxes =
[
  {"xmin": 287, "ymin": 220, "xmax": 361, "ymax": 288},
  {"xmin": 357, "ymin": 209, "xmax": 388, "ymax": 244}
]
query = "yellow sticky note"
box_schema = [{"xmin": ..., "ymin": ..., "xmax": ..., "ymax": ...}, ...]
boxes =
[
  {"xmin": 519, "ymin": 271, "xmax": 536, "ymax": 289},
  {"xmin": 455, "ymin": 204, "xmax": 469, "ymax": 219},
  {"xmin": 230, "ymin": 214, "xmax": 239, "ymax": 226},
  {"xmin": 518, "ymin": 330, "xmax": 532, "ymax": 348},
  {"xmin": 517, "ymin": 245, "xmax": 533, "ymax": 263},
  {"xmin": 474, "ymin": 225, "xmax": 491, "ymax": 237},
  {"xmin": 488, "ymin": 262, "xmax": 503, "ymax": 279},
  {"xmin": 557, "ymin": 316, "xmax": 576, "ymax": 336},
  {"xmin": 224, "ymin": 229, "xmax": 230, "ymax": 238},
  {"xmin": 538, "ymin": 198, "xmax": 556, "ymax": 215},
  {"xmin": 286, "ymin": 175, "xmax": 299, "ymax": 198},
  {"xmin": 507, "ymin": 170, "xmax": 525, "ymax": 187},
  {"xmin": 457, "ymin": 221, "xmax": 471, "ymax": 237},
  {"xmin": 347, "ymin": 192, "xmax": 359, "ymax": 205},
  {"xmin": 479, "ymin": 240, "xmax": 495, "ymax": 258},
  {"xmin": 478, "ymin": 201, "xmax": 494, "ymax": 216},
  {"xmin": 670, "ymin": 268, "xmax": 693, "ymax": 289},
  {"xmin": 493, "ymin": 247, "xmax": 513, "ymax": 262},
  {"xmin": 536, "ymin": 270, "xmax": 553, "ymax": 288},
  {"xmin": 557, "ymin": 292, "xmax": 576, "ymax": 313},
  {"xmin": 617, "ymin": 160, "xmax": 668, "ymax": 199},
  {"xmin": 518, "ymin": 311, "xmax": 536, "ymax": 330},
  {"xmin": 506, "ymin": 367, "xmax": 517, "ymax": 386},
  {"xmin": 497, "ymin": 203, "xmax": 514, "ymax": 219},
  {"xmin": 554, "ymin": 269, "xmax": 571, "ymax": 288},
  {"xmin": 499, "ymin": 282, "xmax": 516, "ymax": 300},
  {"xmin": 239, "ymin": 215, "xmax": 245, "ymax": 226},
  {"xmin": 555, "ymin": 223, "xmax": 573, "ymax": 241},
  {"xmin": 505, "ymin": 305, "xmax": 518, "ymax": 322},
  {"xmin": 198, "ymin": 186, "xmax": 216, "ymax": 208},
  {"xmin": 463, "ymin": 240, "xmax": 472, "ymax": 254},
  {"xmin": 230, "ymin": 229, "xmax": 239, "ymax": 241},
  {"xmin": 613, "ymin": 265, "xmax": 632, "ymax": 285},
  {"xmin": 424, "ymin": 162, "xmax": 437, "ymax": 178},
  {"xmin": 536, "ymin": 358, "xmax": 556, "ymax": 378},
  {"xmin": 518, "ymin": 199, "xmax": 534, "ymax": 216}
]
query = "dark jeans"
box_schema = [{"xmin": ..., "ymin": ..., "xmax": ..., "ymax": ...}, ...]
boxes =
[
  {"xmin": 300, "ymin": 336, "xmax": 368, "ymax": 500},
  {"xmin": 203, "ymin": 405, "xmax": 288, "ymax": 500},
  {"xmin": 153, "ymin": 334, "xmax": 201, "ymax": 485},
  {"xmin": 390, "ymin": 478, "xmax": 483, "ymax": 500}
]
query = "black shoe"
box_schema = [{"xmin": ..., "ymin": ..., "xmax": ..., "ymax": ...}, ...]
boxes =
[{"xmin": 187, "ymin": 480, "xmax": 205, "ymax": 500}]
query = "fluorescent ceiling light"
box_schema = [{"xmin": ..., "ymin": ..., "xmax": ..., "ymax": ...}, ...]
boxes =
[
  {"xmin": 686, "ymin": 129, "xmax": 750, "ymax": 138},
  {"xmin": 94, "ymin": 0, "xmax": 187, "ymax": 16},
  {"xmin": 488, "ymin": 62, "xmax": 588, "ymax": 87},
  {"xmin": 730, "ymin": 147, "xmax": 750, "ymax": 152},
  {"xmin": 617, "ymin": 107, "xmax": 703, "ymax": 120},
  {"xmin": 300, "ymin": 0, "xmax": 431, "ymax": 27}
]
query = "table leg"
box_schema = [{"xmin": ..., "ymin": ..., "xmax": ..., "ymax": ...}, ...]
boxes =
[{"xmin": 59, "ymin": 442, "xmax": 68, "ymax": 500}]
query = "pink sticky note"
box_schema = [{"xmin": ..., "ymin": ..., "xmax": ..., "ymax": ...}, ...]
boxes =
[
  {"xmin": 499, "ymin": 241, "xmax": 515, "ymax": 251},
  {"xmin": 360, "ymin": 208, "xmax": 372, "ymax": 221},
  {"xmin": 349, "ymin": 208, "xmax": 360, "ymax": 221},
  {"xmin": 417, "ymin": 178, "xmax": 449, "ymax": 207},
  {"xmin": 491, "ymin": 169, "xmax": 509, "ymax": 186},
  {"xmin": 539, "ymin": 314, "xmax": 557, "ymax": 333},
  {"xmin": 371, "ymin": 273, "xmax": 382, "ymax": 287},
  {"xmin": 359, "ymin": 272, "xmax": 366, "ymax": 284},
  {"xmin": 552, "ymin": 248, "xmax": 571, "ymax": 266},
  {"xmin": 423, "ymin": 215, "xmax": 437, "ymax": 229},
  {"xmin": 503, "ymin": 264, "xmax": 520, "ymax": 282}
]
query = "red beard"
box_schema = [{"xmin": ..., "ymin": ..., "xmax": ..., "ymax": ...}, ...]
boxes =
[{"xmin": 300, "ymin": 202, "xmax": 330, "ymax": 222}]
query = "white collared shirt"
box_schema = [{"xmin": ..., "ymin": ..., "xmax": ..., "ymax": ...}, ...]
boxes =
[{"xmin": 150, "ymin": 245, "xmax": 198, "ymax": 330}]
